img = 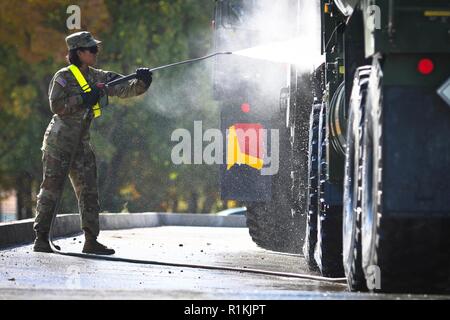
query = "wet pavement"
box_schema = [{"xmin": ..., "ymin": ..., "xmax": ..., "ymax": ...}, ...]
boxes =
[{"xmin": 0, "ymin": 226, "xmax": 448, "ymax": 300}]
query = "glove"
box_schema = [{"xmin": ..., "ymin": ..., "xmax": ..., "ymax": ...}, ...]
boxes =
[
  {"xmin": 136, "ymin": 68, "xmax": 153, "ymax": 88},
  {"xmin": 81, "ymin": 86, "xmax": 100, "ymax": 108}
]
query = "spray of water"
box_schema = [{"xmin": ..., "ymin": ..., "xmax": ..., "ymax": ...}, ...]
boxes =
[
  {"xmin": 142, "ymin": 0, "xmax": 323, "ymax": 118},
  {"xmin": 231, "ymin": 0, "xmax": 323, "ymax": 71},
  {"xmin": 232, "ymin": 36, "xmax": 324, "ymax": 71},
  {"xmin": 212, "ymin": 0, "xmax": 322, "ymax": 117}
]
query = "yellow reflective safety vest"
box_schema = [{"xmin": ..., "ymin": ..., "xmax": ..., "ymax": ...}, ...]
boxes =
[{"xmin": 68, "ymin": 64, "xmax": 102, "ymax": 118}]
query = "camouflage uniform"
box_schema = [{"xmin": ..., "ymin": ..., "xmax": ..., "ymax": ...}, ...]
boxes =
[{"xmin": 34, "ymin": 32, "xmax": 149, "ymax": 240}]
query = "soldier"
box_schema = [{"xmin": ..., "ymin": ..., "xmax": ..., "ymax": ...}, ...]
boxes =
[{"xmin": 33, "ymin": 31, "xmax": 153, "ymax": 255}]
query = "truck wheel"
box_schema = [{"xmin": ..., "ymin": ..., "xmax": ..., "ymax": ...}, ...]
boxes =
[
  {"xmin": 245, "ymin": 116, "xmax": 303, "ymax": 254},
  {"xmin": 361, "ymin": 59, "xmax": 450, "ymax": 293},
  {"xmin": 246, "ymin": 202, "xmax": 277, "ymax": 250},
  {"xmin": 315, "ymin": 101, "xmax": 345, "ymax": 277},
  {"xmin": 303, "ymin": 104, "xmax": 321, "ymax": 270},
  {"xmin": 245, "ymin": 188, "xmax": 302, "ymax": 253},
  {"xmin": 343, "ymin": 66, "xmax": 371, "ymax": 291}
]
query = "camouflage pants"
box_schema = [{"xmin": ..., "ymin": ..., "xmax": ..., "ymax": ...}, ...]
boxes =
[{"xmin": 33, "ymin": 144, "xmax": 100, "ymax": 239}]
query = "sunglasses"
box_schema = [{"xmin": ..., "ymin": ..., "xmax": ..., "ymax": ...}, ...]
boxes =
[{"xmin": 81, "ymin": 46, "xmax": 99, "ymax": 54}]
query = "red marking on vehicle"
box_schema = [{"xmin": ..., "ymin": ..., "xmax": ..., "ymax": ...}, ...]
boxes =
[
  {"xmin": 241, "ymin": 103, "xmax": 250, "ymax": 113},
  {"xmin": 233, "ymin": 123, "xmax": 264, "ymax": 159},
  {"xmin": 417, "ymin": 58, "xmax": 434, "ymax": 75}
]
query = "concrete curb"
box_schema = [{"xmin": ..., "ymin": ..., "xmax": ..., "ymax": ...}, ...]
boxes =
[
  {"xmin": 158, "ymin": 213, "xmax": 246, "ymax": 228},
  {"xmin": 0, "ymin": 213, "xmax": 246, "ymax": 249}
]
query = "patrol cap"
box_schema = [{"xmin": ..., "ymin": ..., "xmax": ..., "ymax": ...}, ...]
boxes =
[{"xmin": 65, "ymin": 31, "xmax": 101, "ymax": 50}]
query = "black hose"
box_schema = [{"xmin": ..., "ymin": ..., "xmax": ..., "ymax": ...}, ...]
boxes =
[
  {"xmin": 47, "ymin": 52, "xmax": 347, "ymax": 286},
  {"xmin": 50, "ymin": 247, "xmax": 347, "ymax": 284}
]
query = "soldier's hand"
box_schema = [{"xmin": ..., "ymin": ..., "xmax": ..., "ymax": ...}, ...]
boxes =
[
  {"xmin": 136, "ymin": 68, "xmax": 153, "ymax": 88},
  {"xmin": 81, "ymin": 86, "xmax": 100, "ymax": 108}
]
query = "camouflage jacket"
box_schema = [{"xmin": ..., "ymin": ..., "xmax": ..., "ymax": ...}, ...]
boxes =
[{"xmin": 42, "ymin": 66, "xmax": 149, "ymax": 157}]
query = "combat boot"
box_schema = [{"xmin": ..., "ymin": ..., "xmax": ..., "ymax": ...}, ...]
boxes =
[
  {"xmin": 33, "ymin": 233, "xmax": 60, "ymax": 253},
  {"xmin": 82, "ymin": 239, "xmax": 115, "ymax": 255}
]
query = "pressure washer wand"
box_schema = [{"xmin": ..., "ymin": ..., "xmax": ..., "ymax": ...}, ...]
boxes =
[{"xmin": 106, "ymin": 51, "xmax": 232, "ymax": 87}]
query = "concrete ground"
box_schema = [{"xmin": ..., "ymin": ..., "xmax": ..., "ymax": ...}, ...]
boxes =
[{"xmin": 0, "ymin": 226, "xmax": 448, "ymax": 300}]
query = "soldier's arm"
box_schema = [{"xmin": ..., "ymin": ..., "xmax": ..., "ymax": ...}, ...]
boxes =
[
  {"xmin": 48, "ymin": 73, "xmax": 83, "ymax": 115},
  {"xmin": 97, "ymin": 70, "xmax": 149, "ymax": 98}
]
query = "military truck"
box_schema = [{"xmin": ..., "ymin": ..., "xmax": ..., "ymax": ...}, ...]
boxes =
[{"xmin": 213, "ymin": 0, "xmax": 450, "ymax": 293}]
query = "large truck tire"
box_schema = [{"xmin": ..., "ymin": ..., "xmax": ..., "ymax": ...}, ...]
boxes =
[
  {"xmin": 314, "ymin": 101, "xmax": 345, "ymax": 277},
  {"xmin": 361, "ymin": 59, "xmax": 450, "ymax": 293},
  {"xmin": 245, "ymin": 115, "xmax": 304, "ymax": 254},
  {"xmin": 343, "ymin": 66, "xmax": 371, "ymax": 291},
  {"xmin": 303, "ymin": 104, "xmax": 321, "ymax": 270}
]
